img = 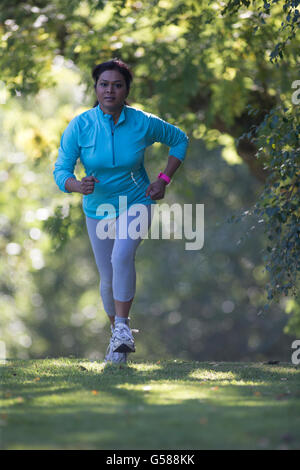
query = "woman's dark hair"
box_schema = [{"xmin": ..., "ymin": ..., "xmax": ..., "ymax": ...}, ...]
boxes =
[{"xmin": 92, "ymin": 58, "xmax": 133, "ymax": 107}]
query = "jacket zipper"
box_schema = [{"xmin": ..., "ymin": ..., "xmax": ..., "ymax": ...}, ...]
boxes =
[
  {"xmin": 111, "ymin": 129, "xmax": 115, "ymax": 166},
  {"xmin": 111, "ymin": 123, "xmax": 141, "ymax": 188},
  {"xmin": 131, "ymin": 171, "xmax": 140, "ymax": 187}
]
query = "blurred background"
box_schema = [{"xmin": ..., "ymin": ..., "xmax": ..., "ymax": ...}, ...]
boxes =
[{"xmin": 0, "ymin": 0, "xmax": 299, "ymax": 361}]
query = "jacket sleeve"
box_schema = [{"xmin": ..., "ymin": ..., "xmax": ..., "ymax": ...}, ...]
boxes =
[
  {"xmin": 53, "ymin": 117, "xmax": 80, "ymax": 193},
  {"xmin": 145, "ymin": 113, "xmax": 189, "ymax": 162}
]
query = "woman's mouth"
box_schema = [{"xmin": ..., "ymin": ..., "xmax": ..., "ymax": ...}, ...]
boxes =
[{"xmin": 105, "ymin": 97, "xmax": 115, "ymax": 101}]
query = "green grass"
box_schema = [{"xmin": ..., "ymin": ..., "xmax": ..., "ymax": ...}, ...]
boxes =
[{"xmin": 1, "ymin": 359, "xmax": 300, "ymax": 450}]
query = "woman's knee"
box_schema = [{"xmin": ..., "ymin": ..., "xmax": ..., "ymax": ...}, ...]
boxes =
[
  {"xmin": 100, "ymin": 278, "xmax": 113, "ymax": 290},
  {"xmin": 111, "ymin": 246, "xmax": 135, "ymax": 268}
]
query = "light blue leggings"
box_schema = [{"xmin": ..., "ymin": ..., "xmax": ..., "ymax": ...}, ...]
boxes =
[{"xmin": 85, "ymin": 204, "xmax": 153, "ymax": 317}]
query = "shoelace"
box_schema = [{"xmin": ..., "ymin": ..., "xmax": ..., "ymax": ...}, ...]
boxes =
[
  {"xmin": 114, "ymin": 324, "xmax": 139, "ymax": 341},
  {"xmin": 115, "ymin": 323, "xmax": 132, "ymax": 341}
]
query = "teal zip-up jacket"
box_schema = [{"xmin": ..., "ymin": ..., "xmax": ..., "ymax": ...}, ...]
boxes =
[{"xmin": 53, "ymin": 104, "xmax": 189, "ymax": 220}]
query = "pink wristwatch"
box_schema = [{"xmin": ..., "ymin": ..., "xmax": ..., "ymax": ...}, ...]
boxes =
[{"xmin": 158, "ymin": 172, "xmax": 171, "ymax": 185}]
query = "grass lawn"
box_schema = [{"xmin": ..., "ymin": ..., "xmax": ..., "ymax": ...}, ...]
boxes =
[{"xmin": 0, "ymin": 359, "xmax": 299, "ymax": 450}]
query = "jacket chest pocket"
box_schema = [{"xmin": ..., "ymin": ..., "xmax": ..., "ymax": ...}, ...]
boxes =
[{"xmin": 79, "ymin": 134, "xmax": 96, "ymax": 162}]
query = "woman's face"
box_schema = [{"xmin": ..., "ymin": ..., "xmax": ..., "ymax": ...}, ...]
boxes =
[{"xmin": 95, "ymin": 69, "xmax": 128, "ymax": 112}]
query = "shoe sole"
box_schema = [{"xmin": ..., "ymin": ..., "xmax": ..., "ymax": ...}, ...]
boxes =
[{"xmin": 113, "ymin": 342, "xmax": 135, "ymax": 353}]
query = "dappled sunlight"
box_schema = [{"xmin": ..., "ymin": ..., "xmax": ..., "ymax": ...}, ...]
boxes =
[
  {"xmin": 188, "ymin": 368, "xmax": 237, "ymax": 382},
  {"xmin": 113, "ymin": 378, "xmax": 292, "ymax": 408},
  {"xmin": 255, "ymin": 364, "xmax": 300, "ymax": 376},
  {"xmin": 115, "ymin": 382, "xmax": 206, "ymax": 405},
  {"xmin": 2, "ymin": 360, "xmax": 300, "ymax": 449},
  {"xmin": 0, "ymin": 0, "xmax": 299, "ymax": 449},
  {"xmin": 125, "ymin": 362, "xmax": 163, "ymax": 372}
]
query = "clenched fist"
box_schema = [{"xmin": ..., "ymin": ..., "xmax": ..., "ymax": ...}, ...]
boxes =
[
  {"xmin": 79, "ymin": 175, "xmax": 100, "ymax": 195},
  {"xmin": 145, "ymin": 178, "xmax": 167, "ymax": 200}
]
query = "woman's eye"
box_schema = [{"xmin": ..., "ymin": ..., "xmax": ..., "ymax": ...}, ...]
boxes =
[{"xmin": 99, "ymin": 83, "xmax": 123, "ymax": 88}]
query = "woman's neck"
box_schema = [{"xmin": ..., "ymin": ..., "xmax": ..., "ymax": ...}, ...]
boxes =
[{"xmin": 99, "ymin": 103, "xmax": 124, "ymax": 125}]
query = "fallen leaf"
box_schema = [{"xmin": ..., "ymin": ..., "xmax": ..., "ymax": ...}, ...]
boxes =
[
  {"xmin": 254, "ymin": 391, "xmax": 261, "ymax": 396},
  {"xmin": 276, "ymin": 393, "xmax": 289, "ymax": 400},
  {"xmin": 210, "ymin": 386, "xmax": 219, "ymax": 391},
  {"xmin": 34, "ymin": 377, "xmax": 40, "ymax": 382},
  {"xmin": 91, "ymin": 390, "xmax": 99, "ymax": 395},
  {"xmin": 199, "ymin": 417, "xmax": 208, "ymax": 424}
]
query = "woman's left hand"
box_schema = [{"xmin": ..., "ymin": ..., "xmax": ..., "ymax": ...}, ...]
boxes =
[{"xmin": 145, "ymin": 179, "xmax": 167, "ymax": 200}]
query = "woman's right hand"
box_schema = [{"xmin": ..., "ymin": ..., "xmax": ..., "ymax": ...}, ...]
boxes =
[{"xmin": 79, "ymin": 175, "xmax": 100, "ymax": 195}]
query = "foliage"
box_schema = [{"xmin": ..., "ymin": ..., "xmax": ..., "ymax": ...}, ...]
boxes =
[
  {"xmin": 0, "ymin": 0, "xmax": 299, "ymax": 358},
  {"xmin": 221, "ymin": 0, "xmax": 300, "ymax": 328},
  {"xmin": 222, "ymin": 0, "xmax": 300, "ymax": 62},
  {"xmin": 228, "ymin": 104, "xmax": 300, "ymax": 314},
  {"xmin": 253, "ymin": 105, "xmax": 299, "ymax": 303},
  {"xmin": 1, "ymin": 75, "xmax": 291, "ymax": 360}
]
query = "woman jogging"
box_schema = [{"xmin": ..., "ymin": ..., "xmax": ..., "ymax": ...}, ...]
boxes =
[{"xmin": 53, "ymin": 58, "xmax": 189, "ymax": 363}]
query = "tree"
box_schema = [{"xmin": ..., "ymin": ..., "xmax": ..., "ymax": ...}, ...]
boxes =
[
  {"xmin": 221, "ymin": 0, "xmax": 300, "ymax": 332},
  {"xmin": 0, "ymin": 0, "xmax": 299, "ymax": 356}
]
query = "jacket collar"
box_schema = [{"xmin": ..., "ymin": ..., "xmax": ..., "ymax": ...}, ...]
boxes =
[{"xmin": 96, "ymin": 103, "xmax": 126, "ymax": 127}]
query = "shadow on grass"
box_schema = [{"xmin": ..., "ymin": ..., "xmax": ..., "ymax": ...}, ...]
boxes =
[{"xmin": 1, "ymin": 360, "xmax": 300, "ymax": 449}]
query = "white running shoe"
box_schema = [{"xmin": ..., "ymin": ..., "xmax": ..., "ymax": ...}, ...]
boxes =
[
  {"xmin": 112, "ymin": 322, "xmax": 137, "ymax": 353},
  {"xmin": 104, "ymin": 326, "xmax": 128, "ymax": 363}
]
